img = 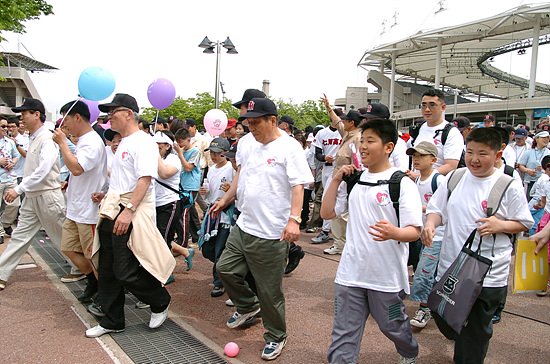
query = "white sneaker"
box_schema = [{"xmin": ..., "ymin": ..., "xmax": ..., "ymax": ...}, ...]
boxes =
[
  {"xmin": 149, "ymin": 302, "xmax": 170, "ymax": 329},
  {"xmin": 261, "ymin": 338, "xmax": 287, "ymax": 360},
  {"xmin": 85, "ymin": 325, "xmax": 124, "ymax": 338},
  {"xmin": 225, "ymin": 299, "xmax": 234, "ymax": 306},
  {"xmin": 398, "ymin": 355, "xmax": 417, "ymax": 364},
  {"xmin": 323, "ymin": 245, "xmax": 342, "ymax": 255},
  {"xmin": 410, "ymin": 308, "xmax": 431, "ymax": 328},
  {"xmin": 226, "ymin": 308, "xmax": 260, "ymax": 328}
]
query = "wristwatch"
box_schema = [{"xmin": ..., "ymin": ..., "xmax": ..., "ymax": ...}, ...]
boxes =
[
  {"xmin": 289, "ymin": 215, "xmax": 302, "ymax": 224},
  {"xmin": 126, "ymin": 202, "xmax": 137, "ymax": 213}
]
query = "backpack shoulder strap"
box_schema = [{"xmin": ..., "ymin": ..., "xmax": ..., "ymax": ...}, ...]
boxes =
[
  {"xmin": 486, "ymin": 174, "xmax": 514, "ymax": 217},
  {"xmin": 388, "ymin": 171, "xmax": 408, "ymax": 227},
  {"xmin": 447, "ymin": 167, "xmax": 468, "ymax": 199},
  {"xmin": 503, "ymin": 164, "xmax": 514, "ymax": 177},
  {"xmin": 409, "ymin": 121, "xmax": 425, "ymax": 147},
  {"xmin": 343, "ymin": 170, "xmax": 365, "ymax": 200},
  {"xmin": 431, "ymin": 172, "xmax": 441, "ymax": 193},
  {"xmin": 441, "ymin": 123, "xmax": 456, "ymax": 145}
]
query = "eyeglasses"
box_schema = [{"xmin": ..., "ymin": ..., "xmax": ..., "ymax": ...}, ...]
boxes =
[
  {"xmin": 0, "ymin": 125, "xmax": 7, "ymax": 128},
  {"xmin": 107, "ymin": 108, "xmax": 130, "ymax": 116},
  {"xmin": 420, "ymin": 102, "xmax": 442, "ymax": 109}
]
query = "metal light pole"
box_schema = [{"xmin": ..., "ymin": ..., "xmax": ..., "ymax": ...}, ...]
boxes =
[{"xmin": 198, "ymin": 36, "xmax": 238, "ymax": 109}]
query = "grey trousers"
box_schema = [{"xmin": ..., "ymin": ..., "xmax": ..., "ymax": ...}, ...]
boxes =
[
  {"xmin": 327, "ymin": 284, "xmax": 418, "ymax": 364},
  {"xmin": 0, "ymin": 179, "xmax": 20, "ymax": 235},
  {"xmin": 0, "ymin": 189, "xmax": 77, "ymax": 282}
]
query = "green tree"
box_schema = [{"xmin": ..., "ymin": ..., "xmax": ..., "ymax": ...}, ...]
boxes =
[
  {"xmin": 276, "ymin": 99, "xmax": 331, "ymax": 130},
  {"xmin": 0, "ymin": 0, "xmax": 54, "ymax": 42}
]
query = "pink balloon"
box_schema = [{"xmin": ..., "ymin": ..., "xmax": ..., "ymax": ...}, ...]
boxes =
[
  {"xmin": 81, "ymin": 98, "xmax": 100, "ymax": 123},
  {"xmin": 224, "ymin": 342, "xmax": 239, "ymax": 357},
  {"xmin": 147, "ymin": 78, "xmax": 176, "ymax": 110},
  {"xmin": 203, "ymin": 109, "xmax": 228, "ymax": 137}
]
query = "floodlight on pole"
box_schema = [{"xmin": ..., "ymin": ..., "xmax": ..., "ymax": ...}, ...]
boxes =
[{"xmin": 198, "ymin": 36, "xmax": 238, "ymax": 108}]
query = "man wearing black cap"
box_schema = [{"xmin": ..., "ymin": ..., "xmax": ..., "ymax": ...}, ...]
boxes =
[
  {"xmin": 212, "ymin": 97, "xmax": 313, "ymax": 360},
  {"xmin": 278, "ymin": 115, "xmax": 294, "ymax": 136},
  {"xmin": 483, "ymin": 115, "xmax": 495, "ymax": 128},
  {"xmin": 84, "ymin": 94, "xmax": 174, "ymax": 337},
  {"xmin": 0, "ymin": 98, "xmax": 72, "ymax": 291}
]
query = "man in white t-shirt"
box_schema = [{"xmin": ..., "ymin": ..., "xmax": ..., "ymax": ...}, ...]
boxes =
[
  {"xmin": 186, "ymin": 118, "xmax": 211, "ymax": 213},
  {"xmin": 6, "ymin": 117, "xmax": 28, "ymax": 186},
  {"xmin": 406, "ymin": 88, "xmax": 464, "ymax": 180},
  {"xmin": 84, "ymin": 94, "xmax": 172, "ymax": 338},
  {"xmin": 52, "ymin": 100, "xmax": 107, "ymax": 303},
  {"xmin": 212, "ymin": 98, "xmax": 314, "ymax": 361}
]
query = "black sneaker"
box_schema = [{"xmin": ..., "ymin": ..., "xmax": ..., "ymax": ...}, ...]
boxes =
[
  {"xmin": 87, "ymin": 303, "xmax": 105, "ymax": 317},
  {"xmin": 4, "ymin": 226, "xmax": 13, "ymax": 237},
  {"xmin": 211, "ymin": 286, "xmax": 225, "ymax": 297},
  {"xmin": 285, "ymin": 250, "xmax": 305, "ymax": 274},
  {"xmin": 78, "ymin": 281, "xmax": 98, "ymax": 302}
]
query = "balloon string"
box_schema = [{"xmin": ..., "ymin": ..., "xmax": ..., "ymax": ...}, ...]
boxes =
[
  {"xmin": 154, "ymin": 109, "xmax": 159, "ymax": 133},
  {"xmin": 58, "ymin": 96, "xmax": 83, "ymax": 128}
]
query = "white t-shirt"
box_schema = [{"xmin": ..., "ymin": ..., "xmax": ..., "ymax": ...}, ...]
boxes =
[
  {"xmin": 502, "ymin": 144, "xmax": 516, "ymax": 168},
  {"xmin": 541, "ymin": 179, "xmax": 550, "ymax": 214},
  {"xmin": 333, "ymin": 167, "xmax": 423, "ymax": 294},
  {"xmin": 427, "ymin": 169, "xmax": 534, "ymax": 287},
  {"xmin": 498, "ymin": 164, "xmax": 522, "ymax": 186},
  {"xmin": 207, "ymin": 162, "xmax": 235, "ymax": 224},
  {"xmin": 416, "ymin": 170, "xmax": 445, "ymax": 242},
  {"xmin": 13, "ymin": 133, "xmax": 29, "ymax": 178},
  {"xmin": 155, "ymin": 153, "xmax": 181, "ymax": 207},
  {"xmin": 105, "ymin": 146, "xmax": 114, "ymax": 171},
  {"xmin": 407, "ymin": 121, "xmax": 464, "ymax": 168},
  {"xmin": 390, "ymin": 137, "xmax": 409, "ymax": 171},
  {"xmin": 110, "ymin": 131, "xmax": 158, "ymax": 193},
  {"xmin": 529, "ymin": 174, "xmax": 549, "ymax": 207},
  {"xmin": 66, "ymin": 131, "xmax": 107, "ymax": 224},
  {"xmin": 313, "ymin": 127, "xmax": 342, "ymax": 161},
  {"xmin": 236, "ymin": 129, "xmax": 288, "ymax": 168},
  {"xmin": 237, "ymin": 135, "xmax": 314, "ymax": 240}
]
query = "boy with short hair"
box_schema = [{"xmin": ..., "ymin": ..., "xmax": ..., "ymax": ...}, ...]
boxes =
[
  {"xmin": 406, "ymin": 141, "xmax": 445, "ymax": 329},
  {"xmin": 174, "ymin": 128, "xmax": 201, "ymax": 247},
  {"xmin": 199, "ymin": 137, "xmax": 235, "ymax": 298},
  {"xmin": 423, "ymin": 127, "xmax": 533, "ymax": 364},
  {"xmin": 322, "ymin": 118, "xmax": 422, "ymax": 364}
]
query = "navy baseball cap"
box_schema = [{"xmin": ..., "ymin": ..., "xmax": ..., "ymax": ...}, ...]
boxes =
[{"xmin": 238, "ymin": 98, "xmax": 278, "ymax": 121}]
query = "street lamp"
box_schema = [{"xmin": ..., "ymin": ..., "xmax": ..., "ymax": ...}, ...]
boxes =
[{"xmin": 198, "ymin": 36, "xmax": 238, "ymax": 109}]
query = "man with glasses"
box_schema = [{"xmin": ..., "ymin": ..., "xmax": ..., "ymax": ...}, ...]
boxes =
[
  {"xmin": 406, "ymin": 89, "xmax": 464, "ymax": 180},
  {"xmin": 0, "ymin": 117, "xmax": 20, "ymax": 241},
  {"xmin": 6, "ymin": 117, "xmax": 29, "ymax": 188}
]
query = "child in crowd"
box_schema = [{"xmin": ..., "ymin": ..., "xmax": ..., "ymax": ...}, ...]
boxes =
[
  {"xmin": 174, "ymin": 128, "xmax": 201, "ymax": 247},
  {"xmin": 199, "ymin": 137, "xmax": 235, "ymax": 298},
  {"xmin": 423, "ymin": 127, "xmax": 533, "ymax": 364},
  {"xmin": 528, "ymin": 168, "xmax": 549, "ymax": 236},
  {"xmin": 518, "ymin": 130, "xmax": 550, "ymax": 198},
  {"xmin": 532, "ymin": 155, "xmax": 550, "ymax": 296},
  {"xmin": 405, "ymin": 141, "xmax": 445, "ymax": 329},
  {"xmin": 322, "ymin": 118, "xmax": 422, "ymax": 364}
]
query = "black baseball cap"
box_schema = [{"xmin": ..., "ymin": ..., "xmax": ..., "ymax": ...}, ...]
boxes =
[
  {"xmin": 279, "ymin": 115, "xmax": 294, "ymax": 125},
  {"xmin": 238, "ymin": 98, "xmax": 278, "ymax": 121},
  {"xmin": 205, "ymin": 137, "xmax": 231, "ymax": 153},
  {"xmin": 359, "ymin": 103, "xmax": 390, "ymax": 119},
  {"xmin": 12, "ymin": 98, "xmax": 46, "ymax": 115},
  {"xmin": 341, "ymin": 110, "xmax": 363, "ymax": 123},
  {"xmin": 232, "ymin": 89, "xmax": 266, "ymax": 109},
  {"xmin": 222, "ymin": 142, "xmax": 238, "ymax": 159},
  {"xmin": 452, "ymin": 116, "xmax": 471, "ymax": 130},
  {"xmin": 99, "ymin": 93, "xmax": 139, "ymax": 113},
  {"xmin": 515, "ymin": 128, "xmax": 528, "ymax": 138},
  {"xmin": 103, "ymin": 128, "xmax": 120, "ymax": 142},
  {"xmin": 185, "ymin": 118, "xmax": 196, "ymax": 127},
  {"xmin": 151, "ymin": 115, "xmax": 167, "ymax": 124}
]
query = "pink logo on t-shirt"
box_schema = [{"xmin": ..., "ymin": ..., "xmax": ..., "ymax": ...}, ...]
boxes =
[
  {"xmin": 434, "ymin": 139, "xmax": 441, "ymax": 145},
  {"xmin": 376, "ymin": 192, "xmax": 390, "ymax": 206},
  {"xmin": 267, "ymin": 157, "xmax": 277, "ymax": 167},
  {"xmin": 121, "ymin": 150, "xmax": 129, "ymax": 160},
  {"xmin": 481, "ymin": 200, "xmax": 488, "ymax": 212},
  {"xmin": 424, "ymin": 193, "xmax": 432, "ymax": 202}
]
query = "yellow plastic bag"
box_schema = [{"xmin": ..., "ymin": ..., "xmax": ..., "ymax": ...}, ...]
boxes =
[{"xmin": 513, "ymin": 239, "xmax": 549, "ymax": 293}]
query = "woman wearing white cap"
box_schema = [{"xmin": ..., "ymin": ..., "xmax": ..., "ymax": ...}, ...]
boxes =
[{"xmin": 519, "ymin": 131, "xmax": 550, "ymax": 198}]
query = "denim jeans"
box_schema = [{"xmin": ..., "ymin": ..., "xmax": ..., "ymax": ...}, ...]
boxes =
[
  {"xmin": 529, "ymin": 208, "xmax": 545, "ymax": 236},
  {"xmin": 409, "ymin": 240, "xmax": 442, "ymax": 304}
]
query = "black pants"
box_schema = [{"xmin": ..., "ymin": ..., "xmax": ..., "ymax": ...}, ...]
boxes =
[
  {"xmin": 175, "ymin": 191, "xmax": 200, "ymax": 245},
  {"xmin": 300, "ymin": 189, "xmax": 313, "ymax": 229},
  {"xmin": 97, "ymin": 214, "xmax": 171, "ymax": 330},
  {"xmin": 156, "ymin": 200, "xmax": 183, "ymax": 248},
  {"xmin": 433, "ymin": 286, "xmax": 507, "ymax": 364}
]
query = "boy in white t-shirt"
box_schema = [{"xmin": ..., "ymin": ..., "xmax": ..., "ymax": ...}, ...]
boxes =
[
  {"xmin": 405, "ymin": 141, "xmax": 445, "ymax": 330},
  {"xmin": 322, "ymin": 118, "xmax": 422, "ymax": 364},
  {"xmin": 200, "ymin": 137, "xmax": 235, "ymax": 298},
  {"xmin": 423, "ymin": 127, "xmax": 533, "ymax": 364}
]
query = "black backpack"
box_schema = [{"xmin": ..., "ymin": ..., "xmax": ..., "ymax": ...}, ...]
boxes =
[
  {"xmin": 409, "ymin": 121, "xmax": 456, "ymax": 147},
  {"xmin": 343, "ymin": 170, "xmax": 408, "ymax": 227}
]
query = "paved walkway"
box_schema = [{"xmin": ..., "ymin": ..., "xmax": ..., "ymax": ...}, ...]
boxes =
[{"xmin": 1, "ymin": 231, "xmax": 550, "ymax": 363}]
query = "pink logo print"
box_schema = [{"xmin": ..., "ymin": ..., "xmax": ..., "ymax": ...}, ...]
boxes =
[
  {"xmin": 248, "ymin": 101, "xmax": 255, "ymax": 111},
  {"xmin": 434, "ymin": 139, "xmax": 441, "ymax": 145},
  {"xmin": 122, "ymin": 151, "xmax": 128, "ymax": 160},
  {"xmin": 267, "ymin": 157, "xmax": 277, "ymax": 167},
  {"xmin": 376, "ymin": 192, "xmax": 389, "ymax": 205},
  {"xmin": 481, "ymin": 200, "xmax": 488, "ymax": 213},
  {"xmin": 424, "ymin": 193, "xmax": 432, "ymax": 202},
  {"xmin": 213, "ymin": 118, "xmax": 221, "ymax": 127}
]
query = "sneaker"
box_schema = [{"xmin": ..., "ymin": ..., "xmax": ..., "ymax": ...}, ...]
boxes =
[
  {"xmin": 61, "ymin": 273, "xmax": 86, "ymax": 283},
  {"xmin": 77, "ymin": 281, "xmax": 98, "ymax": 302},
  {"xmin": 3, "ymin": 226, "xmax": 13, "ymax": 237},
  {"xmin": 323, "ymin": 245, "xmax": 342, "ymax": 255},
  {"xmin": 410, "ymin": 309, "xmax": 431, "ymax": 328},
  {"xmin": 87, "ymin": 303, "xmax": 105, "ymax": 317},
  {"xmin": 149, "ymin": 301, "xmax": 170, "ymax": 329},
  {"xmin": 185, "ymin": 248, "xmax": 194, "ymax": 271},
  {"xmin": 225, "ymin": 299, "xmax": 234, "ymax": 307},
  {"xmin": 398, "ymin": 355, "xmax": 417, "ymax": 364},
  {"xmin": 285, "ymin": 250, "xmax": 305, "ymax": 274},
  {"xmin": 305, "ymin": 227, "xmax": 318, "ymax": 233},
  {"xmin": 311, "ymin": 231, "xmax": 330, "ymax": 244},
  {"xmin": 85, "ymin": 325, "xmax": 124, "ymax": 338},
  {"xmin": 165, "ymin": 275, "xmax": 175, "ymax": 285},
  {"xmin": 261, "ymin": 338, "xmax": 287, "ymax": 360},
  {"xmin": 492, "ymin": 314, "xmax": 501, "ymax": 324},
  {"xmin": 0, "ymin": 279, "xmax": 6, "ymax": 290},
  {"xmin": 536, "ymin": 290, "xmax": 548, "ymax": 297},
  {"xmin": 211, "ymin": 286, "xmax": 225, "ymax": 297},
  {"xmin": 135, "ymin": 301, "xmax": 150, "ymax": 309},
  {"xmin": 227, "ymin": 308, "xmax": 260, "ymax": 328}
]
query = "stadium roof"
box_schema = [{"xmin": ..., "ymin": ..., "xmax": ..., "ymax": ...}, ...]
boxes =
[
  {"xmin": 358, "ymin": 3, "xmax": 550, "ymax": 100},
  {"xmin": 0, "ymin": 52, "xmax": 57, "ymax": 72}
]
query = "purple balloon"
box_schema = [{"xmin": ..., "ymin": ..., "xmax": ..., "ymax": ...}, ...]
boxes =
[
  {"xmin": 81, "ymin": 98, "xmax": 100, "ymax": 123},
  {"xmin": 147, "ymin": 78, "xmax": 176, "ymax": 110}
]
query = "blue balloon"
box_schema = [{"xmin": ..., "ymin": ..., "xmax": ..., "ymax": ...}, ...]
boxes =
[{"xmin": 78, "ymin": 67, "xmax": 116, "ymax": 101}]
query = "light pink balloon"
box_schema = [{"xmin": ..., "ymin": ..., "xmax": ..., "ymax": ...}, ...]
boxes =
[{"xmin": 203, "ymin": 109, "xmax": 228, "ymax": 137}]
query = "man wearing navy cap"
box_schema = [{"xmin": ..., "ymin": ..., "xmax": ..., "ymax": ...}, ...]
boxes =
[{"xmin": 212, "ymin": 98, "xmax": 313, "ymax": 360}]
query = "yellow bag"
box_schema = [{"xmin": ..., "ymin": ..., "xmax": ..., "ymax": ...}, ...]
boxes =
[{"xmin": 513, "ymin": 238, "xmax": 549, "ymax": 293}]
